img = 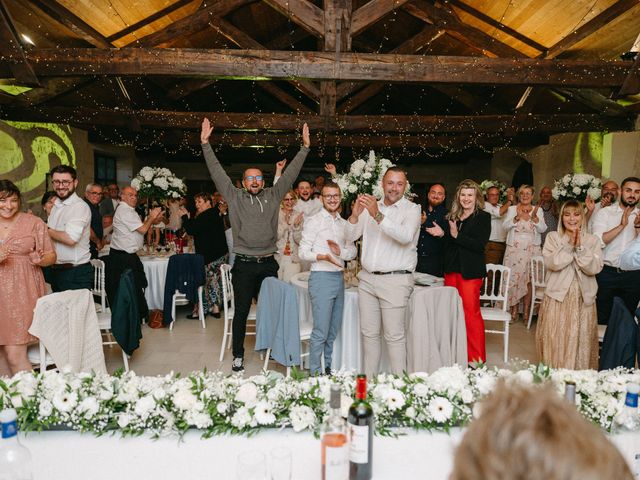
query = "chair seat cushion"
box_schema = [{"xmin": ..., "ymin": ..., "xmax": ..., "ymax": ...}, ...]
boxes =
[
  {"xmin": 481, "ymin": 307, "xmax": 511, "ymax": 322},
  {"xmin": 96, "ymin": 311, "xmax": 112, "ymax": 330}
]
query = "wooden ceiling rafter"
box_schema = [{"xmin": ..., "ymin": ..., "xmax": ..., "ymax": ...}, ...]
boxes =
[
  {"xmin": 262, "ymin": 0, "xmax": 325, "ymax": 38},
  {"xmin": 9, "ymin": 48, "xmax": 633, "ymax": 88},
  {"xmin": 350, "ymin": 0, "xmax": 411, "ymax": 38},
  {"xmin": 0, "ymin": 0, "xmax": 40, "ymax": 86}
]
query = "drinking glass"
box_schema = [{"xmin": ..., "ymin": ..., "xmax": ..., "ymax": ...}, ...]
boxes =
[
  {"xmin": 236, "ymin": 451, "xmax": 266, "ymax": 480},
  {"xmin": 270, "ymin": 447, "xmax": 292, "ymax": 480}
]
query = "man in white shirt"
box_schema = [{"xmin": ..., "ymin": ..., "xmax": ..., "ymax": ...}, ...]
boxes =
[
  {"xmin": 620, "ymin": 234, "xmax": 640, "ymax": 271},
  {"xmin": 592, "ymin": 176, "xmax": 640, "ymax": 324},
  {"xmin": 299, "ymin": 182, "xmax": 357, "ymax": 375},
  {"xmin": 346, "ymin": 167, "xmax": 421, "ymax": 376},
  {"xmin": 586, "ymin": 179, "xmax": 618, "ymax": 233},
  {"xmin": 293, "ymin": 179, "xmax": 322, "ymax": 218},
  {"xmin": 47, "ymin": 165, "xmax": 93, "ymax": 292},
  {"xmin": 111, "ymin": 186, "xmax": 162, "ymax": 254},
  {"xmin": 483, "ymin": 186, "xmax": 512, "ymax": 265}
]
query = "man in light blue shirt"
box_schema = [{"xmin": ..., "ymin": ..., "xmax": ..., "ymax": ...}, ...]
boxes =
[{"xmin": 299, "ymin": 182, "xmax": 357, "ymax": 375}]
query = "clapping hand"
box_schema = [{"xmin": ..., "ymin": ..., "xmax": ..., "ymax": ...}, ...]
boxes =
[
  {"xmin": 573, "ymin": 228, "xmax": 581, "ymax": 248},
  {"xmin": 448, "ymin": 220, "xmax": 459, "ymax": 238},
  {"xmin": 532, "ymin": 204, "xmax": 540, "ymax": 223},
  {"xmin": 585, "ymin": 195, "xmax": 595, "ymax": 213},
  {"xmin": 349, "ymin": 194, "xmax": 366, "ymax": 221},
  {"xmin": 293, "ymin": 212, "xmax": 304, "ymax": 227},
  {"xmin": 327, "ymin": 239, "xmax": 341, "ymax": 257},
  {"xmin": 149, "ymin": 207, "xmax": 163, "ymax": 222},
  {"xmin": 317, "ymin": 253, "xmax": 343, "ymax": 268},
  {"xmin": 506, "ymin": 187, "xmax": 515, "ymax": 203},
  {"xmin": 200, "ymin": 118, "xmax": 213, "ymax": 144},
  {"xmin": 425, "ymin": 221, "xmax": 444, "ymax": 238},
  {"xmin": 324, "ymin": 163, "xmax": 337, "ymax": 176},
  {"xmin": 516, "ymin": 204, "xmax": 530, "ymax": 222},
  {"xmin": 359, "ymin": 194, "xmax": 379, "ymax": 217},
  {"xmin": 302, "ymin": 123, "xmax": 310, "ymax": 148},
  {"xmin": 621, "ymin": 206, "xmax": 632, "ymax": 227},
  {"xmin": 29, "ymin": 248, "xmax": 44, "ymax": 266}
]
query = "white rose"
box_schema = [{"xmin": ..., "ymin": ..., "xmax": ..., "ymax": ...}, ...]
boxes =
[
  {"xmin": 347, "ymin": 184, "xmax": 358, "ymax": 193},
  {"xmin": 140, "ymin": 167, "xmax": 154, "ymax": 182},
  {"xmin": 413, "ymin": 383, "xmax": 430, "ymax": 398},
  {"xmin": 363, "ymin": 172, "xmax": 372, "ymax": 179},
  {"xmin": 236, "ymin": 382, "xmax": 258, "ymax": 407},
  {"xmin": 173, "ymin": 389, "xmax": 198, "ymax": 411},
  {"xmin": 572, "ymin": 186, "xmax": 582, "ymax": 195},
  {"xmin": 38, "ymin": 400, "xmax": 53, "ymax": 417},
  {"xmin": 289, "ymin": 405, "xmax": 316, "ymax": 432},
  {"xmin": 117, "ymin": 413, "xmax": 132, "ymax": 428},
  {"xmin": 131, "ymin": 178, "xmax": 141, "ymax": 190},
  {"xmin": 153, "ymin": 177, "xmax": 169, "ymax": 190},
  {"xmin": 216, "ymin": 402, "xmax": 228, "ymax": 415},
  {"xmin": 134, "ymin": 396, "xmax": 156, "ymax": 417},
  {"xmin": 231, "ymin": 407, "xmax": 252, "ymax": 429},
  {"xmin": 350, "ymin": 159, "xmax": 366, "ymax": 175},
  {"xmin": 79, "ymin": 397, "xmax": 100, "ymax": 417}
]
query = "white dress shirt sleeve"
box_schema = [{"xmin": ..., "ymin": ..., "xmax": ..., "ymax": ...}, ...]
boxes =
[
  {"xmin": 378, "ymin": 203, "xmax": 421, "ymax": 245},
  {"xmin": 298, "ymin": 215, "xmax": 319, "ymax": 263},
  {"xmin": 65, "ymin": 203, "xmax": 91, "ymax": 243}
]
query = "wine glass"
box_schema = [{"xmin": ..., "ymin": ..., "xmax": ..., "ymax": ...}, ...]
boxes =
[
  {"xmin": 270, "ymin": 447, "xmax": 292, "ymax": 480},
  {"xmin": 236, "ymin": 451, "xmax": 266, "ymax": 480}
]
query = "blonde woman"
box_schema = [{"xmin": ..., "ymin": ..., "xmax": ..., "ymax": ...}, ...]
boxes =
[
  {"xmin": 276, "ymin": 190, "xmax": 304, "ymax": 281},
  {"xmin": 536, "ymin": 200, "xmax": 603, "ymax": 369},
  {"xmin": 427, "ymin": 180, "xmax": 491, "ymax": 363},
  {"xmin": 502, "ymin": 185, "xmax": 547, "ymax": 321}
]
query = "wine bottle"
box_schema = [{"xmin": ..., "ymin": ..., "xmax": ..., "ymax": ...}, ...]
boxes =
[
  {"xmin": 348, "ymin": 374, "xmax": 373, "ymax": 480},
  {"xmin": 321, "ymin": 384, "xmax": 349, "ymax": 480}
]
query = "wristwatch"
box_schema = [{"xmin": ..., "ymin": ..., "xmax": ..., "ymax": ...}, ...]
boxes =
[{"xmin": 374, "ymin": 211, "xmax": 384, "ymax": 224}]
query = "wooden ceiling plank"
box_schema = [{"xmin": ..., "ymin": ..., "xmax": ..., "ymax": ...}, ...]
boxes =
[
  {"xmin": 130, "ymin": 0, "xmax": 255, "ymax": 47},
  {"xmin": 403, "ymin": 0, "xmax": 526, "ymax": 58},
  {"xmin": 351, "ymin": 0, "xmax": 411, "ymax": 37},
  {"xmin": 0, "ymin": 0, "xmax": 40, "ymax": 86},
  {"xmin": 25, "ymin": 0, "xmax": 112, "ymax": 48},
  {"xmin": 210, "ymin": 18, "xmax": 316, "ymax": 109},
  {"xmin": 266, "ymin": 26, "xmax": 312, "ymax": 49},
  {"xmin": 543, "ymin": 0, "xmax": 640, "ymax": 59},
  {"xmin": 12, "ymin": 48, "xmax": 633, "ymax": 88},
  {"xmin": 0, "ymin": 107, "xmax": 633, "ymax": 133},
  {"xmin": 445, "ymin": 0, "xmax": 546, "ymax": 53},
  {"xmin": 262, "ymin": 0, "xmax": 324, "ymax": 38},
  {"xmin": 106, "ymin": 0, "xmax": 198, "ymax": 43}
]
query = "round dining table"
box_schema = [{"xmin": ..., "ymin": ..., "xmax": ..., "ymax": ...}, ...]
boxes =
[{"xmin": 140, "ymin": 254, "xmax": 170, "ymax": 310}]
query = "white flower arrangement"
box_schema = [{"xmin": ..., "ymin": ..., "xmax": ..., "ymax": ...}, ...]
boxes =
[
  {"xmin": 552, "ymin": 173, "xmax": 602, "ymax": 203},
  {"xmin": 1, "ymin": 365, "xmax": 638, "ymax": 438},
  {"xmin": 332, "ymin": 150, "xmax": 411, "ymax": 206},
  {"xmin": 132, "ymin": 166, "xmax": 186, "ymax": 200},
  {"xmin": 479, "ymin": 179, "xmax": 508, "ymax": 204}
]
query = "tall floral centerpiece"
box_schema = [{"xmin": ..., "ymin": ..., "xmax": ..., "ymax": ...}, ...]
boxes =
[
  {"xmin": 131, "ymin": 166, "xmax": 187, "ymax": 201},
  {"xmin": 332, "ymin": 150, "xmax": 411, "ymax": 206},
  {"xmin": 552, "ymin": 173, "xmax": 601, "ymax": 203},
  {"xmin": 479, "ymin": 179, "xmax": 508, "ymax": 203}
]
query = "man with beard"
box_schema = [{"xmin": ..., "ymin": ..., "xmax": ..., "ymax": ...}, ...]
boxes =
[
  {"xmin": 293, "ymin": 179, "xmax": 322, "ymax": 218},
  {"xmin": 47, "ymin": 165, "xmax": 93, "ymax": 291},
  {"xmin": 416, "ymin": 183, "xmax": 447, "ymax": 276},
  {"xmin": 299, "ymin": 182, "xmax": 357, "ymax": 375},
  {"xmin": 538, "ymin": 186, "xmax": 559, "ymax": 245},
  {"xmin": 592, "ymin": 176, "xmax": 640, "ymax": 323},
  {"xmin": 83, "ymin": 183, "xmax": 104, "ymax": 259},
  {"xmin": 586, "ymin": 179, "xmax": 619, "ymax": 233},
  {"xmin": 200, "ymin": 118, "xmax": 311, "ymax": 372},
  {"xmin": 346, "ymin": 167, "xmax": 421, "ymax": 376}
]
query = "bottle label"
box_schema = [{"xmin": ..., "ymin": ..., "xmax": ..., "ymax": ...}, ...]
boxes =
[
  {"xmin": 349, "ymin": 424, "xmax": 369, "ymax": 463},
  {"xmin": 325, "ymin": 445, "xmax": 349, "ymax": 480},
  {"xmin": 625, "ymin": 392, "xmax": 639, "ymax": 409},
  {"xmin": 1, "ymin": 419, "xmax": 17, "ymax": 439}
]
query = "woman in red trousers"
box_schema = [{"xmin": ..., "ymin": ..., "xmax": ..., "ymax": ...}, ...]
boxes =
[{"xmin": 427, "ymin": 179, "xmax": 491, "ymax": 364}]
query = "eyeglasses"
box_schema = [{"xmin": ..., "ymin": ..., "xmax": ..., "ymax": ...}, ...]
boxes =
[
  {"xmin": 283, "ymin": 198, "xmax": 294, "ymax": 201},
  {"xmin": 322, "ymin": 194, "xmax": 340, "ymax": 200},
  {"xmin": 244, "ymin": 175, "xmax": 263, "ymax": 182},
  {"xmin": 52, "ymin": 180, "xmax": 73, "ymax": 187},
  {"xmin": 88, "ymin": 191, "xmax": 102, "ymax": 195}
]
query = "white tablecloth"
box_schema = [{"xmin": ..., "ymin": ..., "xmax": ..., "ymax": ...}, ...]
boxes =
[
  {"xmin": 20, "ymin": 428, "xmax": 640, "ymax": 479},
  {"xmin": 140, "ymin": 256, "xmax": 169, "ymax": 310}
]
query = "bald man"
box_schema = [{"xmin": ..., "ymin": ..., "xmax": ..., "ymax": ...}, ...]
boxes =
[
  {"xmin": 586, "ymin": 180, "xmax": 619, "ymax": 233},
  {"xmin": 200, "ymin": 118, "xmax": 311, "ymax": 372}
]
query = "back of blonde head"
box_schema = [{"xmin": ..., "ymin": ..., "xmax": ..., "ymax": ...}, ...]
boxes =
[{"xmin": 450, "ymin": 382, "xmax": 633, "ymax": 480}]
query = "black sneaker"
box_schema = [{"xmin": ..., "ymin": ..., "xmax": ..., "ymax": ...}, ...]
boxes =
[
  {"xmin": 232, "ymin": 357, "xmax": 244, "ymax": 372},
  {"xmin": 325, "ymin": 366, "xmax": 332, "ymax": 376}
]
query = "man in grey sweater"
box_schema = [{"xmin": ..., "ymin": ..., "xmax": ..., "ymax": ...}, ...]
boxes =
[{"xmin": 200, "ymin": 118, "xmax": 311, "ymax": 372}]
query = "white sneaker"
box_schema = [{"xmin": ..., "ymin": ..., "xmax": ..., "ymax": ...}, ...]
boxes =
[{"xmin": 232, "ymin": 357, "xmax": 244, "ymax": 372}]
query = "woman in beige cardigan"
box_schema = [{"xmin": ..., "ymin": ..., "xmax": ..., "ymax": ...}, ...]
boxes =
[{"xmin": 536, "ymin": 200, "xmax": 603, "ymax": 369}]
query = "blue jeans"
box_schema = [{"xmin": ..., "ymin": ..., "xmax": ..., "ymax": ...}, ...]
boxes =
[{"xmin": 308, "ymin": 271, "xmax": 344, "ymax": 375}]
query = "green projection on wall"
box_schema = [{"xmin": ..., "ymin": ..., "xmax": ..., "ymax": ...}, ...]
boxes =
[
  {"xmin": 0, "ymin": 121, "xmax": 77, "ymax": 206},
  {"xmin": 573, "ymin": 132, "xmax": 604, "ymax": 174}
]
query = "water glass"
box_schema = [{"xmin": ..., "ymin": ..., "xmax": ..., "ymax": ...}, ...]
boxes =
[
  {"xmin": 270, "ymin": 447, "xmax": 292, "ymax": 480},
  {"xmin": 236, "ymin": 451, "xmax": 267, "ymax": 480}
]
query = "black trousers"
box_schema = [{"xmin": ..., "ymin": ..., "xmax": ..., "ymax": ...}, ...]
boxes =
[
  {"xmin": 595, "ymin": 266, "xmax": 640, "ymax": 324},
  {"xmin": 231, "ymin": 256, "xmax": 278, "ymax": 357},
  {"xmin": 50, "ymin": 263, "xmax": 93, "ymax": 292},
  {"xmin": 416, "ymin": 255, "xmax": 443, "ymax": 277}
]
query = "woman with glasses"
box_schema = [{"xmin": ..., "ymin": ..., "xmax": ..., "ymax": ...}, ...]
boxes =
[
  {"xmin": 276, "ymin": 190, "xmax": 304, "ymax": 282},
  {"xmin": 0, "ymin": 180, "xmax": 56, "ymax": 375}
]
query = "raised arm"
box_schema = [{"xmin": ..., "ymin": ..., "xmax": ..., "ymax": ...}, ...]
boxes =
[
  {"xmin": 200, "ymin": 118, "xmax": 235, "ymax": 199},
  {"xmin": 272, "ymin": 123, "xmax": 311, "ymax": 198}
]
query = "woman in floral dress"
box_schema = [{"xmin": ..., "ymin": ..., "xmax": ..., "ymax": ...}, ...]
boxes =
[
  {"xmin": 276, "ymin": 190, "xmax": 303, "ymax": 282},
  {"xmin": 502, "ymin": 185, "xmax": 547, "ymax": 322}
]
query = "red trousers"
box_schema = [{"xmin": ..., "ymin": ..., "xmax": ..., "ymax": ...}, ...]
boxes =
[{"xmin": 444, "ymin": 272, "xmax": 486, "ymax": 363}]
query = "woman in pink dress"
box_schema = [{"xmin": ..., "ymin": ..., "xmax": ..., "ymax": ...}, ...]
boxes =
[{"xmin": 0, "ymin": 180, "xmax": 56, "ymax": 375}]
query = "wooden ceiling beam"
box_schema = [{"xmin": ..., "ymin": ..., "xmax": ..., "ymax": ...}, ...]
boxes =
[
  {"xmin": 445, "ymin": 0, "xmax": 547, "ymax": 53},
  {"xmin": 543, "ymin": 0, "xmax": 640, "ymax": 59},
  {"xmin": 320, "ymin": 0, "xmax": 352, "ymax": 117},
  {"xmin": 129, "ymin": 0, "xmax": 255, "ymax": 47},
  {"xmin": 14, "ymin": 77, "xmax": 95, "ymax": 106},
  {"xmin": 106, "ymin": 0, "xmax": 198, "ymax": 43},
  {"xmin": 262, "ymin": 0, "xmax": 324, "ymax": 38},
  {"xmin": 403, "ymin": 0, "xmax": 526, "ymax": 58},
  {"xmin": 266, "ymin": 27, "xmax": 312, "ymax": 49},
  {"xmin": 351, "ymin": 0, "xmax": 411, "ymax": 37},
  {"xmin": 616, "ymin": 53, "xmax": 640, "ymax": 97},
  {"xmin": 0, "ymin": 0, "xmax": 40, "ymax": 86},
  {"xmin": 25, "ymin": 0, "xmax": 112, "ymax": 48},
  {"xmin": 1, "ymin": 107, "xmax": 632, "ymax": 133},
  {"xmin": 11, "ymin": 48, "xmax": 633, "ymax": 88}
]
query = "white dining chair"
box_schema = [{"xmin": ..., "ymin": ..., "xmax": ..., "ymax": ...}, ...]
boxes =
[
  {"xmin": 219, "ymin": 264, "xmax": 257, "ymax": 362},
  {"xmin": 527, "ymin": 255, "xmax": 546, "ymax": 329},
  {"xmin": 169, "ymin": 286, "xmax": 205, "ymax": 330},
  {"xmin": 90, "ymin": 259, "xmax": 129, "ymax": 371},
  {"xmin": 481, "ymin": 264, "xmax": 512, "ymax": 363}
]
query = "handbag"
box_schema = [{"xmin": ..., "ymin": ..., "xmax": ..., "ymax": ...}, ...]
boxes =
[{"xmin": 148, "ymin": 309, "xmax": 164, "ymax": 329}]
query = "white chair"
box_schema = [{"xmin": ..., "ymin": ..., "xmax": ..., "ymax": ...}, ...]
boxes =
[
  {"xmin": 90, "ymin": 259, "xmax": 129, "ymax": 371},
  {"xmin": 169, "ymin": 286, "xmax": 205, "ymax": 330},
  {"xmin": 527, "ymin": 255, "xmax": 546, "ymax": 329},
  {"xmin": 481, "ymin": 264, "xmax": 512, "ymax": 363},
  {"xmin": 263, "ymin": 322, "xmax": 313, "ymax": 377},
  {"xmin": 219, "ymin": 264, "xmax": 257, "ymax": 361},
  {"xmin": 27, "ymin": 341, "xmax": 56, "ymax": 372}
]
